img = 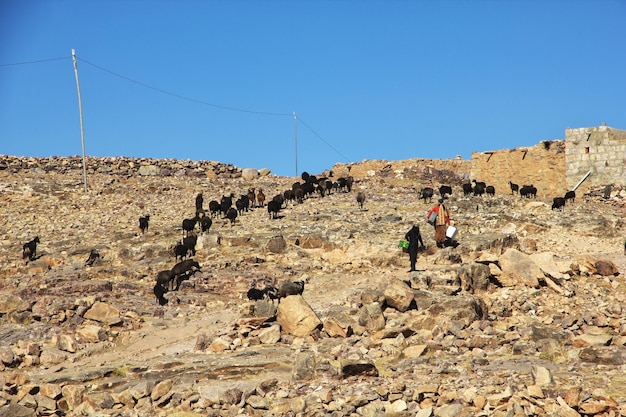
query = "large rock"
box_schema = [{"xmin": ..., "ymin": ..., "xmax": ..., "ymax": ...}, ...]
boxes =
[
  {"xmin": 276, "ymin": 295, "xmax": 321, "ymax": 337},
  {"xmin": 323, "ymin": 309, "xmax": 354, "ymax": 338},
  {"xmin": 427, "ymin": 295, "xmax": 488, "ymax": 327},
  {"xmin": 384, "ymin": 279, "xmax": 414, "ymax": 312},
  {"xmin": 0, "ymin": 403, "xmax": 36, "ymax": 417},
  {"xmin": 266, "ymin": 235, "xmax": 287, "ymax": 253},
  {"xmin": 75, "ymin": 324, "xmax": 106, "ymax": 343},
  {"xmin": 241, "ymin": 168, "xmax": 259, "ymax": 181},
  {"xmin": 498, "ymin": 248, "xmax": 543, "ymax": 287},
  {"xmin": 61, "ymin": 385, "xmax": 87, "ymax": 411},
  {"xmin": 138, "ymin": 165, "xmax": 160, "ymax": 176},
  {"xmin": 596, "ymin": 259, "xmax": 619, "ymax": 276},
  {"xmin": 258, "ymin": 324, "xmax": 281, "ymax": 344},
  {"xmin": 529, "ymin": 252, "xmax": 569, "ymax": 280},
  {"xmin": 83, "ymin": 301, "xmax": 120, "ymax": 324},
  {"xmin": 0, "ymin": 294, "xmax": 29, "ymax": 314},
  {"xmin": 456, "ymin": 262, "xmax": 492, "ymax": 292},
  {"xmin": 358, "ymin": 302, "xmax": 386, "ymax": 332},
  {"xmin": 579, "ymin": 346, "xmax": 626, "ymax": 365}
]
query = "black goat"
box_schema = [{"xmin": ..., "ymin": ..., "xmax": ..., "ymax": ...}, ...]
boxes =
[
  {"xmin": 279, "ymin": 280, "xmax": 305, "ymax": 298},
  {"xmin": 22, "ymin": 236, "xmax": 40, "ymax": 262},
  {"xmin": 294, "ymin": 187, "xmax": 305, "ymax": 204},
  {"xmin": 236, "ymin": 198, "xmax": 247, "ymax": 215},
  {"xmin": 139, "ymin": 215, "xmax": 150, "ymax": 234},
  {"xmin": 238, "ymin": 195, "xmax": 250, "ymax": 213},
  {"xmin": 195, "ymin": 193, "xmax": 204, "ymax": 213},
  {"xmin": 268, "ymin": 200, "xmax": 281, "ymax": 219},
  {"xmin": 462, "ymin": 183, "xmax": 473, "ymax": 197},
  {"xmin": 345, "ymin": 176, "xmax": 354, "ymax": 193},
  {"xmin": 171, "ymin": 259, "xmax": 201, "ymax": 290},
  {"xmin": 200, "ymin": 216, "xmax": 212, "ymax": 234},
  {"xmin": 153, "ymin": 283, "xmax": 169, "ymax": 306},
  {"xmin": 439, "ymin": 185, "xmax": 452, "ymax": 197},
  {"xmin": 283, "ymin": 189, "xmax": 296, "ymax": 205},
  {"xmin": 264, "ymin": 286, "xmax": 279, "ymax": 302},
  {"xmin": 182, "ymin": 234, "xmax": 198, "ymax": 257},
  {"xmin": 174, "ymin": 243, "xmax": 188, "ymax": 261},
  {"xmin": 420, "ymin": 187, "xmax": 434, "ymax": 203},
  {"xmin": 247, "ymin": 285, "xmax": 280, "ymax": 303},
  {"xmin": 520, "ymin": 185, "xmax": 537, "ymax": 198},
  {"xmin": 473, "ymin": 183, "xmax": 485, "ymax": 197},
  {"xmin": 226, "ymin": 207, "xmax": 238, "ymax": 225},
  {"xmin": 356, "ymin": 191, "xmax": 366, "ymax": 210},
  {"xmin": 208, "ymin": 200, "xmax": 221, "ymax": 218},
  {"xmin": 220, "ymin": 194, "xmax": 234, "ymax": 217},
  {"xmin": 247, "ymin": 287, "xmax": 265, "ymax": 301},
  {"xmin": 486, "ymin": 185, "xmax": 495, "ymax": 197},
  {"xmin": 564, "ymin": 190, "xmax": 576, "ymax": 203},
  {"xmin": 509, "ymin": 181, "xmax": 519, "ymax": 195},
  {"xmin": 552, "ymin": 197, "xmax": 566, "ymax": 211},
  {"xmin": 156, "ymin": 269, "xmax": 176, "ymax": 291},
  {"xmin": 337, "ymin": 178, "xmax": 347, "ymax": 192},
  {"xmin": 85, "ymin": 249, "xmax": 100, "ymax": 267},
  {"xmin": 182, "ymin": 216, "xmax": 198, "ymax": 236},
  {"xmin": 272, "ymin": 194, "xmax": 285, "ymax": 209},
  {"xmin": 472, "ymin": 180, "xmax": 486, "ymax": 197}
]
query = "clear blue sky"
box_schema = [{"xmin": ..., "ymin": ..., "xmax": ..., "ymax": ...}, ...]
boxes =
[{"xmin": 1, "ymin": 1, "xmax": 625, "ymax": 177}]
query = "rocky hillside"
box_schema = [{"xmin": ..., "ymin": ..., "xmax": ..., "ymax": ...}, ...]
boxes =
[{"xmin": 1, "ymin": 156, "xmax": 626, "ymax": 417}]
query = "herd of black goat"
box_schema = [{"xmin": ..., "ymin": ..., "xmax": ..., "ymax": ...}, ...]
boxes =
[
  {"xmin": 150, "ymin": 171, "xmax": 356, "ymax": 306},
  {"xmin": 20, "ymin": 169, "xmax": 578, "ymax": 308},
  {"xmin": 419, "ymin": 179, "xmax": 577, "ymax": 212}
]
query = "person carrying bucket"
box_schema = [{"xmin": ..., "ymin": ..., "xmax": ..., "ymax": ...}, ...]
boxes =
[{"xmin": 427, "ymin": 198, "xmax": 451, "ymax": 248}]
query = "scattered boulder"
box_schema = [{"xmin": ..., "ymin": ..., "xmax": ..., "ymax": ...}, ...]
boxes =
[{"xmin": 276, "ymin": 296, "xmax": 321, "ymax": 337}]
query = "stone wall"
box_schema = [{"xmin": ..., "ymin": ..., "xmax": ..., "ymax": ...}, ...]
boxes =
[
  {"xmin": 470, "ymin": 141, "xmax": 567, "ymax": 198},
  {"xmin": 0, "ymin": 155, "xmax": 244, "ymax": 179},
  {"xmin": 565, "ymin": 125, "xmax": 626, "ymax": 194}
]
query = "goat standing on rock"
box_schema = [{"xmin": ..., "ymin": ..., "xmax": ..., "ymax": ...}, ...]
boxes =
[{"xmin": 279, "ymin": 280, "xmax": 305, "ymax": 298}]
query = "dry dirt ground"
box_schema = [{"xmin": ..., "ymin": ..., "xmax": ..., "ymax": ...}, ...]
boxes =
[{"xmin": 1, "ymin": 160, "xmax": 626, "ymax": 416}]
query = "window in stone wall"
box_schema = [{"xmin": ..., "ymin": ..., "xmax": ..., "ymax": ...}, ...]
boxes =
[{"xmin": 585, "ymin": 147, "xmax": 590, "ymax": 154}]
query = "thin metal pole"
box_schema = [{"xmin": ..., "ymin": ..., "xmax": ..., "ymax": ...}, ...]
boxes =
[
  {"xmin": 293, "ymin": 112, "xmax": 298, "ymax": 177},
  {"xmin": 72, "ymin": 49, "xmax": 88, "ymax": 193}
]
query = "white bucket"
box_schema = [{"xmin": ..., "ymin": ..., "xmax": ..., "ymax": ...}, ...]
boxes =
[{"xmin": 446, "ymin": 226, "xmax": 457, "ymax": 239}]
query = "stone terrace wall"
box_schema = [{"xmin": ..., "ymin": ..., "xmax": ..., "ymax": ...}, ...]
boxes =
[
  {"xmin": 565, "ymin": 126, "xmax": 626, "ymax": 194},
  {"xmin": 470, "ymin": 141, "xmax": 567, "ymax": 198},
  {"xmin": 0, "ymin": 155, "xmax": 244, "ymax": 179},
  {"xmin": 333, "ymin": 158, "xmax": 472, "ymax": 184}
]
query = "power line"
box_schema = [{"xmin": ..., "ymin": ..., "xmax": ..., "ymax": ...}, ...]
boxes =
[
  {"xmin": 77, "ymin": 57, "xmax": 292, "ymax": 117},
  {"xmin": 297, "ymin": 116, "xmax": 351, "ymax": 163},
  {"xmin": 2, "ymin": 53, "xmax": 352, "ymax": 166},
  {"xmin": 0, "ymin": 56, "xmax": 70, "ymax": 67},
  {"xmin": 77, "ymin": 56, "xmax": 351, "ymax": 163}
]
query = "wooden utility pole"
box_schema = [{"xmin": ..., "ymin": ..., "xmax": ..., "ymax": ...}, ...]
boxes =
[
  {"xmin": 293, "ymin": 112, "xmax": 298, "ymax": 177},
  {"xmin": 72, "ymin": 49, "xmax": 88, "ymax": 193}
]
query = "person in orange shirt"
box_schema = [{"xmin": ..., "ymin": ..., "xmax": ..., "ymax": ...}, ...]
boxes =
[{"xmin": 427, "ymin": 198, "xmax": 451, "ymax": 248}]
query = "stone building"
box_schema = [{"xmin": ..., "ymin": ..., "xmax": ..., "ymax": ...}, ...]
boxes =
[
  {"xmin": 565, "ymin": 125, "xmax": 626, "ymax": 193},
  {"xmin": 470, "ymin": 124, "xmax": 626, "ymax": 198}
]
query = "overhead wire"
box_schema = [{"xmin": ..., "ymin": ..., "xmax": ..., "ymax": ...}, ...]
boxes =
[
  {"xmin": 77, "ymin": 57, "xmax": 292, "ymax": 117},
  {"xmin": 1, "ymin": 54, "xmax": 352, "ymax": 164},
  {"xmin": 297, "ymin": 116, "xmax": 351, "ymax": 163},
  {"xmin": 0, "ymin": 56, "xmax": 70, "ymax": 67},
  {"xmin": 78, "ymin": 56, "xmax": 352, "ymax": 164}
]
